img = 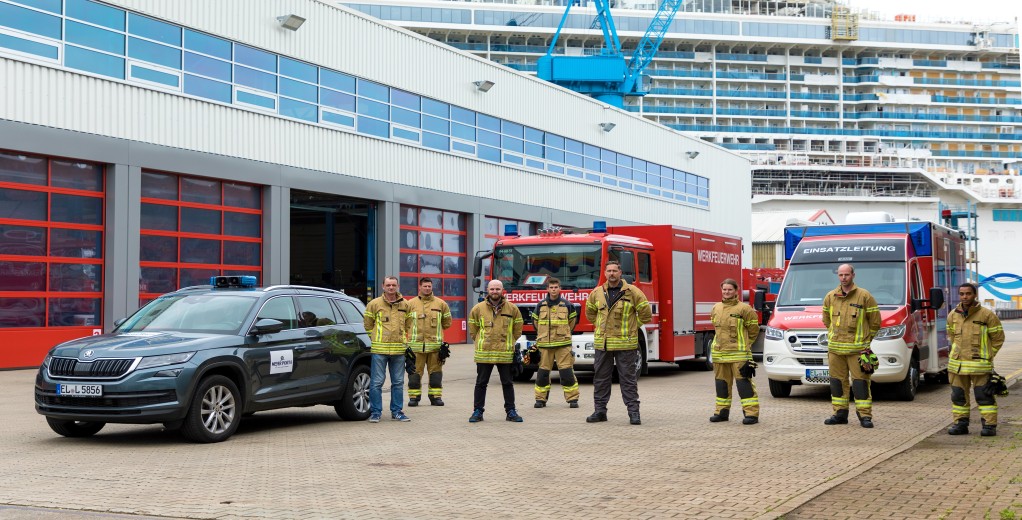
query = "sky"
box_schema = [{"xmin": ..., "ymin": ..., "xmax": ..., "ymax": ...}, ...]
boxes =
[{"xmin": 844, "ymin": 0, "xmax": 1020, "ymax": 24}]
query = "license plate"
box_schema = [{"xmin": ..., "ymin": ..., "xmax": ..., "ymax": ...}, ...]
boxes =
[
  {"xmin": 583, "ymin": 353, "xmax": 594, "ymax": 359},
  {"xmin": 806, "ymin": 369, "xmax": 829, "ymax": 379},
  {"xmin": 57, "ymin": 384, "xmax": 103, "ymax": 397}
]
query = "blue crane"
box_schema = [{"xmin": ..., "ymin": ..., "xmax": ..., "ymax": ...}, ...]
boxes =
[{"xmin": 537, "ymin": 0, "xmax": 684, "ymax": 108}]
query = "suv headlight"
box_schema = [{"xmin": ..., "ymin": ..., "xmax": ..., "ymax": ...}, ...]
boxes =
[
  {"xmin": 765, "ymin": 327, "xmax": 784, "ymax": 340},
  {"xmin": 875, "ymin": 325, "xmax": 906, "ymax": 340},
  {"xmin": 136, "ymin": 352, "xmax": 195, "ymax": 370}
]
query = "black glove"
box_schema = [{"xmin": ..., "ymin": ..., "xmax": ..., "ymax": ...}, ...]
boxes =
[
  {"xmin": 858, "ymin": 348, "xmax": 879, "ymax": 375},
  {"xmin": 438, "ymin": 342, "xmax": 451, "ymax": 364},
  {"xmin": 984, "ymin": 372, "xmax": 1008, "ymax": 397},
  {"xmin": 511, "ymin": 346, "xmax": 524, "ymax": 377},
  {"xmin": 404, "ymin": 347, "xmax": 416, "ymax": 375},
  {"xmin": 524, "ymin": 346, "xmax": 541, "ymax": 366},
  {"xmin": 739, "ymin": 360, "xmax": 757, "ymax": 379}
]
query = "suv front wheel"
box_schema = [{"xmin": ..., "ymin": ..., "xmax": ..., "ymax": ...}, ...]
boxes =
[
  {"xmin": 181, "ymin": 375, "xmax": 241, "ymax": 443},
  {"xmin": 335, "ymin": 364, "xmax": 371, "ymax": 421},
  {"xmin": 46, "ymin": 417, "xmax": 105, "ymax": 437}
]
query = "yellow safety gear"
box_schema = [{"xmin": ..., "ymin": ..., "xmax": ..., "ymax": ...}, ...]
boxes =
[
  {"xmin": 363, "ymin": 294, "xmax": 414, "ymax": 355},
  {"xmin": 710, "ymin": 298, "xmax": 759, "ymax": 363},
  {"xmin": 585, "ymin": 280, "xmax": 652, "ymax": 351},
  {"xmin": 822, "ymin": 285, "xmax": 880, "ymax": 354},
  {"xmin": 468, "ymin": 297, "xmax": 523, "ymax": 364}
]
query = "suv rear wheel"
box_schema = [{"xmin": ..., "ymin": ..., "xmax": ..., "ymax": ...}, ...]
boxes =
[
  {"xmin": 181, "ymin": 375, "xmax": 241, "ymax": 443},
  {"xmin": 46, "ymin": 417, "xmax": 105, "ymax": 437},
  {"xmin": 335, "ymin": 364, "xmax": 371, "ymax": 421}
]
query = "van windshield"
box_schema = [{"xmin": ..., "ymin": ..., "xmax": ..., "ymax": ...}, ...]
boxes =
[
  {"xmin": 493, "ymin": 244, "xmax": 601, "ymax": 291},
  {"xmin": 777, "ymin": 262, "xmax": 906, "ymax": 306}
]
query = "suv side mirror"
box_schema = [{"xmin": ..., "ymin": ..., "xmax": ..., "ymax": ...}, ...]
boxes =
[
  {"xmin": 251, "ymin": 318, "xmax": 285, "ymax": 335},
  {"xmin": 753, "ymin": 289, "xmax": 766, "ymax": 312},
  {"xmin": 929, "ymin": 287, "xmax": 945, "ymax": 310}
]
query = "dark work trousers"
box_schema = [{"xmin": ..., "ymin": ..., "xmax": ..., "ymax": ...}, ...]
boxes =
[
  {"xmin": 592, "ymin": 349, "xmax": 640, "ymax": 415},
  {"xmin": 474, "ymin": 363, "xmax": 516, "ymax": 413}
]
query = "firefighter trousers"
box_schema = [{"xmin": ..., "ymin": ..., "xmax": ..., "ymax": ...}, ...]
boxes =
[
  {"xmin": 950, "ymin": 372, "xmax": 997, "ymax": 425},
  {"xmin": 828, "ymin": 352, "xmax": 872, "ymax": 419},
  {"xmin": 408, "ymin": 351, "xmax": 442, "ymax": 399},
  {"xmin": 592, "ymin": 349, "xmax": 640, "ymax": 415},
  {"xmin": 535, "ymin": 346, "xmax": 579, "ymax": 403},
  {"xmin": 713, "ymin": 361, "xmax": 759, "ymax": 417}
]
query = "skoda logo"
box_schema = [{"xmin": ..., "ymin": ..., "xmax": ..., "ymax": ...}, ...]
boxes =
[
  {"xmin": 82, "ymin": 350, "xmax": 95, "ymax": 359},
  {"xmin": 817, "ymin": 333, "xmax": 829, "ymax": 347}
]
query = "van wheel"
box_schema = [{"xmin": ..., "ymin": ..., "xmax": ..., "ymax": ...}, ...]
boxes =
[
  {"xmin": 46, "ymin": 418, "xmax": 105, "ymax": 437},
  {"xmin": 180, "ymin": 375, "xmax": 241, "ymax": 443},
  {"xmin": 335, "ymin": 364, "xmax": 371, "ymax": 421},
  {"xmin": 893, "ymin": 355, "xmax": 920, "ymax": 401},
  {"xmin": 768, "ymin": 379, "xmax": 792, "ymax": 398},
  {"xmin": 513, "ymin": 368, "xmax": 535, "ymax": 383}
]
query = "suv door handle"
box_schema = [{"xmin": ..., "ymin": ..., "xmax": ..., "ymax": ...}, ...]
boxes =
[{"xmin": 294, "ymin": 346, "xmax": 307, "ymax": 352}]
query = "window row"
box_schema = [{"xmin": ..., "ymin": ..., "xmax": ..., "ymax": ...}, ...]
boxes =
[{"xmin": 0, "ymin": 296, "xmax": 100, "ymax": 328}]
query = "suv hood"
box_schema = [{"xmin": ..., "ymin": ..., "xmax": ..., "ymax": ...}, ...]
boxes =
[{"xmin": 50, "ymin": 331, "xmax": 237, "ymax": 359}]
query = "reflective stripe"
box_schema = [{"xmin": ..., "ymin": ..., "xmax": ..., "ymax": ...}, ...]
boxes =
[
  {"xmin": 978, "ymin": 405, "xmax": 998, "ymax": 413},
  {"xmin": 715, "ymin": 398, "xmax": 732, "ymax": 406},
  {"xmin": 740, "ymin": 397, "xmax": 758, "ymax": 407},
  {"xmin": 854, "ymin": 399, "xmax": 872, "ymax": 409},
  {"xmin": 562, "ymin": 383, "xmax": 579, "ymax": 393},
  {"xmin": 832, "ymin": 397, "xmax": 849, "ymax": 405},
  {"xmin": 948, "ymin": 358, "xmax": 993, "ymax": 374},
  {"xmin": 952, "ymin": 405, "xmax": 971, "ymax": 414},
  {"xmin": 408, "ymin": 389, "xmax": 422, "ymax": 397}
]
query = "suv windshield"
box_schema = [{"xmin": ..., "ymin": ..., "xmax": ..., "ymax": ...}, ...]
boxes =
[
  {"xmin": 118, "ymin": 294, "xmax": 257, "ymax": 334},
  {"xmin": 777, "ymin": 262, "xmax": 906, "ymax": 306},
  {"xmin": 493, "ymin": 244, "xmax": 601, "ymax": 291}
]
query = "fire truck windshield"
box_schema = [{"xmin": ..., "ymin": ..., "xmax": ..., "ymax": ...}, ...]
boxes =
[
  {"xmin": 776, "ymin": 262, "xmax": 906, "ymax": 306},
  {"xmin": 492, "ymin": 244, "xmax": 602, "ymax": 291}
]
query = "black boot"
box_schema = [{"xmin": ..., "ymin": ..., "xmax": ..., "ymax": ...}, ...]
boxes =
[
  {"xmin": 629, "ymin": 412, "xmax": 641, "ymax": 425},
  {"xmin": 586, "ymin": 411, "xmax": 608, "ymax": 423},
  {"xmin": 742, "ymin": 414, "xmax": 759, "ymax": 425},
  {"xmin": 824, "ymin": 409, "xmax": 849, "ymax": 425},
  {"xmin": 709, "ymin": 409, "xmax": 730, "ymax": 423},
  {"xmin": 534, "ymin": 400, "xmax": 546, "ymax": 408},
  {"xmin": 428, "ymin": 396, "xmax": 444, "ymax": 406},
  {"xmin": 408, "ymin": 398, "xmax": 419, "ymax": 407},
  {"xmin": 948, "ymin": 419, "xmax": 970, "ymax": 435},
  {"xmin": 568, "ymin": 400, "xmax": 579, "ymax": 408},
  {"xmin": 981, "ymin": 419, "xmax": 997, "ymax": 437}
]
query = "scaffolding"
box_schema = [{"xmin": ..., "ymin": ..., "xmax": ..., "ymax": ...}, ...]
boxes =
[
  {"xmin": 830, "ymin": 5, "xmax": 859, "ymax": 41},
  {"xmin": 939, "ymin": 201, "xmax": 980, "ymax": 283}
]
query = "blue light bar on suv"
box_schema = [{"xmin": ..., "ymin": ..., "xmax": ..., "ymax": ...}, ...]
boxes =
[
  {"xmin": 210, "ymin": 276, "xmax": 258, "ymax": 288},
  {"xmin": 784, "ymin": 222, "xmax": 934, "ymax": 260}
]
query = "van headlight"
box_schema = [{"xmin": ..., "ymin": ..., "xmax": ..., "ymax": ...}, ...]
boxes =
[
  {"xmin": 875, "ymin": 325, "xmax": 906, "ymax": 340},
  {"xmin": 137, "ymin": 352, "xmax": 195, "ymax": 370},
  {"xmin": 765, "ymin": 327, "xmax": 784, "ymax": 340}
]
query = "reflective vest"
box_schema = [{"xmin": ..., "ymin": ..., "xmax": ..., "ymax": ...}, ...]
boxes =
[
  {"xmin": 948, "ymin": 303, "xmax": 1004, "ymax": 374},
  {"xmin": 468, "ymin": 297, "xmax": 523, "ymax": 364},
  {"xmin": 531, "ymin": 298, "xmax": 577, "ymax": 348},
  {"xmin": 407, "ymin": 294, "xmax": 452, "ymax": 352},
  {"xmin": 363, "ymin": 294, "xmax": 413, "ymax": 355},
  {"xmin": 585, "ymin": 280, "xmax": 652, "ymax": 351},
  {"xmin": 822, "ymin": 285, "xmax": 881, "ymax": 355},
  {"xmin": 710, "ymin": 298, "xmax": 759, "ymax": 363}
]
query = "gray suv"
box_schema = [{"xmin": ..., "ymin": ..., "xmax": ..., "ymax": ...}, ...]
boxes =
[{"xmin": 35, "ymin": 277, "xmax": 372, "ymax": 443}]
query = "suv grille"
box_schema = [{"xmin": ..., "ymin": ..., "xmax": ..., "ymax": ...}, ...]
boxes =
[
  {"xmin": 36, "ymin": 390, "xmax": 178, "ymax": 411},
  {"xmin": 791, "ymin": 331, "xmax": 828, "ymax": 353},
  {"xmin": 49, "ymin": 357, "xmax": 136, "ymax": 379}
]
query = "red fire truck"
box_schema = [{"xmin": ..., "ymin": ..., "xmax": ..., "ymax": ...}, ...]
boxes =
[{"xmin": 473, "ymin": 222, "xmax": 747, "ymax": 380}]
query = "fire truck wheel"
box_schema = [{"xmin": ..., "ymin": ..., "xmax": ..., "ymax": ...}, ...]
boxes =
[
  {"xmin": 696, "ymin": 333, "xmax": 714, "ymax": 371},
  {"xmin": 768, "ymin": 379, "xmax": 792, "ymax": 398}
]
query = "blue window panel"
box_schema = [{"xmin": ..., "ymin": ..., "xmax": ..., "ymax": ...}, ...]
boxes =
[
  {"xmin": 501, "ymin": 121, "xmax": 523, "ymax": 138},
  {"xmin": 477, "ymin": 129, "xmax": 500, "ymax": 147},
  {"xmin": 235, "ymin": 44, "xmax": 276, "ymax": 72},
  {"xmin": 357, "ymin": 116, "xmax": 389, "ymax": 138},
  {"xmin": 237, "ymin": 90, "xmax": 275, "ymax": 109},
  {"xmin": 451, "ymin": 106, "xmax": 475, "ymax": 125},
  {"xmin": 633, "ymin": 171, "xmax": 646, "ymax": 184},
  {"xmin": 620, "ymin": 182, "xmax": 633, "ymax": 189},
  {"xmin": 567, "ymin": 169, "xmax": 583, "ymax": 179},
  {"xmin": 565, "ymin": 139, "xmax": 583, "ymax": 154},
  {"xmin": 617, "ymin": 167, "xmax": 632, "ymax": 180},
  {"xmin": 279, "ymin": 57, "xmax": 316, "ymax": 82},
  {"xmin": 602, "ymin": 177, "xmax": 617, "ymax": 187},
  {"xmin": 13, "ymin": 0, "xmax": 61, "ymax": 14},
  {"xmin": 128, "ymin": 37, "xmax": 180, "ymax": 69},
  {"xmin": 323, "ymin": 111, "xmax": 354, "ymax": 127},
  {"xmin": 423, "ymin": 132, "xmax": 449, "ymax": 152},
  {"xmin": 502, "ymin": 136, "xmax": 523, "ymax": 153},
  {"xmin": 391, "ymin": 89, "xmax": 420, "ymax": 110},
  {"xmin": 525, "ymin": 127, "xmax": 544, "ymax": 143},
  {"xmin": 545, "ymin": 133, "xmax": 565, "ymax": 149},
  {"xmin": 184, "ymin": 52, "xmax": 230, "ymax": 81},
  {"xmin": 583, "ymin": 144, "xmax": 600, "ymax": 159},
  {"xmin": 183, "ymin": 74, "xmax": 230, "ymax": 103},
  {"xmin": 546, "ymin": 148, "xmax": 564, "ymax": 163},
  {"xmin": 617, "ymin": 154, "xmax": 632, "ymax": 167},
  {"xmin": 633, "ymin": 159, "xmax": 646, "ymax": 171},
  {"xmin": 235, "ymin": 65, "xmax": 276, "ymax": 93},
  {"xmin": 649, "ymin": 188, "xmax": 661, "ymax": 196},
  {"xmin": 601, "ymin": 148, "xmax": 616, "ymax": 162},
  {"xmin": 451, "ymin": 141, "xmax": 475, "ymax": 154},
  {"xmin": 0, "ymin": 2, "xmax": 61, "ymax": 38},
  {"xmin": 660, "ymin": 177, "xmax": 673, "ymax": 189},
  {"xmin": 130, "ymin": 65, "xmax": 178, "ymax": 87},
  {"xmin": 601, "ymin": 162, "xmax": 616, "ymax": 175},
  {"xmin": 422, "ymin": 97, "xmax": 449, "ymax": 118},
  {"xmin": 526, "ymin": 159, "xmax": 544, "ymax": 170},
  {"xmin": 647, "ymin": 163, "xmax": 661, "ymax": 175},
  {"xmin": 584, "ymin": 157, "xmax": 600, "ymax": 171},
  {"xmin": 65, "ymin": 45, "xmax": 123, "ymax": 78},
  {"xmin": 451, "ymin": 123, "xmax": 475, "ymax": 141},
  {"xmin": 320, "ymin": 69, "xmax": 355, "ymax": 93},
  {"xmin": 423, "ymin": 116, "xmax": 449, "ymax": 135},
  {"xmin": 634, "ymin": 185, "xmax": 648, "ymax": 193},
  {"xmin": 184, "ymin": 29, "xmax": 231, "ymax": 60},
  {"xmin": 698, "ymin": 200, "xmax": 708, "ymax": 207},
  {"xmin": 392, "ymin": 107, "xmax": 420, "ymax": 128},
  {"xmin": 565, "ymin": 153, "xmax": 583, "ymax": 168},
  {"xmin": 66, "ymin": 0, "xmax": 123, "ymax": 31},
  {"xmin": 647, "ymin": 175, "xmax": 660, "ymax": 186},
  {"xmin": 66, "ymin": 21, "xmax": 124, "ymax": 55},
  {"xmin": 128, "ymin": 13, "xmax": 180, "ymax": 46},
  {"xmin": 280, "ymin": 77, "xmax": 317, "ymax": 102},
  {"xmin": 503, "ymin": 154, "xmax": 524, "ymax": 165},
  {"xmin": 357, "ymin": 78, "xmax": 389, "ymax": 101},
  {"xmin": 698, "ymin": 177, "xmax": 709, "ymax": 188},
  {"xmin": 548, "ymin": 164, "xmax": 564, "ymax": 174},
  {"xmin": 393, "ymin": 127, "xmax": 419, "ymax": 141},
  {"xmin": 676, "ymin": 193, "xmax": 688, "ymax": 202},
  {"xmin": 525, "ymin": 142, "xmax": 543, "ymax": 158},
  {"xmin": 0, "ymin": 32, "xmax": 58, "ymax": 59},
  {"xmin": 320, "ymin": 88, "xmax": 354, "ymax": 112},
  {"xmin": 478, "ymin": 145, "xmax": 500, "ymax": 163},
  {"xmin": 357, "ymin": 98, "xmax": 388, "ymax": 120},
  {"xmin": 698, "ymin": 187, "xmax": 708, "ymax": 197},
  {"xmin": 280, "ymin": 97, "xmax": 316, "ymax": 122},
  {"xmin": 585, "ymin": 173, "xmax": 601, "ymax": 182},
  {"xmin": 477, "ymin": 113, "xmax": 500, "ymax": 132}
]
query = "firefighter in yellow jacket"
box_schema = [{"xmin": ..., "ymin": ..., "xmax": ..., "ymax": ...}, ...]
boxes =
[
  {"xmin": 585, "ymin": 260, "xmax": 652, "ymax": 425},
  {"xmin": 947, "ymin": 282, "xmax": 1005, "ymax": 437},
  {"xmin": 822, "ymin": 264, "xmax": 881, "ymax": 428},
  {"xmin": 709, "ymin": 278, "xmax": 761, "ymax": 425},
  {"xmin": 363, "ymin": 276, "xmax": 415, "ymax": 423},
  {"xmin": 467, "ymin": 279, "xmax": 524, "ymax": 423},
  {"xmin": 406, "ymin": 277, "xmax": 452, "ymax": 407},
  {"xmin": 531, "ymin": 277, "xmax": 580, "ymax": 409}
]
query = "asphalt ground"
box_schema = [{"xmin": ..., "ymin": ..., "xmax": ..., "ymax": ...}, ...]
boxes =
[{"xmin": 1, "ymin": 321, "xmax": 1021, "ymax": 519}]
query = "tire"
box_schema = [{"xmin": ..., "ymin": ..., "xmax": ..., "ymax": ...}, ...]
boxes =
[
  {"xmin": 335, "ymin": 364, "xmax": 371, "ymax": 421},
  {"xmin": 768, "ymin": 379, "xmax": 792, "ymax": 398},
  {"xmin": 180, "ymin": 375, "xmax": 241, "ymax": 443},
  {"xmin": 695, "ymin": 333, "xmax": 714, "ymax": 371},
  {"xmin": 513, "ymin": 368, "xmax": 536, "ymax": 383},
  {"xmin": 893, "ymin": 355, "xmax": 920, "ymax": 402},
  {"xmin": 46, "ymin": 417, "xmax": 105, "ymax": 438},
  {"xmin": 637, "ymin": 338, "xmax": 649, "ymax": 377}
]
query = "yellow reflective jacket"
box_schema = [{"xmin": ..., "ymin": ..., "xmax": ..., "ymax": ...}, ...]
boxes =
[
  {"xmin": 468, "ymin": 297, "xmax": 523, "ymax": 364},
  {"xmin": 363, "ymin": 294, "xmax": 413, "ymax": 355},
  {"xmin": 822, "ymin": 284, "xmax": 880, "ymax": 355},
  {"xmin": 531, "ymin": 297, "xmax": 578, "ymax": 348},
  {"xmin": 585, "ymin": 280, "xmax": 652, "ymax": 351},
  {"xmin": 947, "ymin": 303, "xmax": 1004, "ymax": 374},
  {"xmin": 710, "ymin": 298, "xmax": 760, "ymax": 363},
  {"xmin": 407, "ymin": 294, "xmax": 452, "ymax": 352}
]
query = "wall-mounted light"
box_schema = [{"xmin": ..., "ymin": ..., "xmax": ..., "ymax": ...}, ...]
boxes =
[
  {"xmin": 473, "ymin": 80, "xmax": 495, "ymax": 92},
  {"xmin": 599, "ymin": 122, "xmax": 616, "ymax": 133},
  {"xmin": 277, "ymin": 14, "xmax": 306, "ymax": 31},
  {"xmin": 686, "ymin": 151, "xmax": 700, "ymax": 159}
]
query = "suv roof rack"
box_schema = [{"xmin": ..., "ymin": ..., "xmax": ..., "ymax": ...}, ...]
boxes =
[
  {"xmin": 263, "ymin": 285, "xmax": 346, "ymax": 295},
  {"xmin": 173, "ymin": 285, "xmax": 214, "ymax": 292}
]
